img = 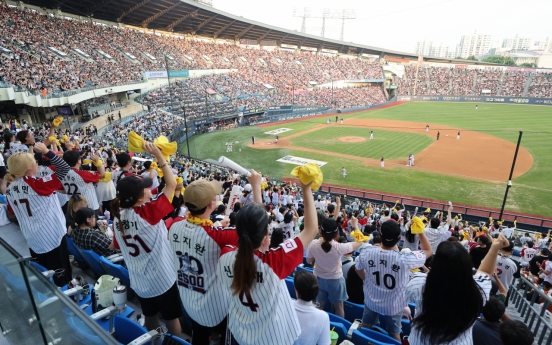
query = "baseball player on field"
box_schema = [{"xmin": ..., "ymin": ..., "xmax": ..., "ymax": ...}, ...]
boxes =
[
  {"xmin": 355, "ymin": 220, "xmax": 432, "ymax": 341},
  {"xmin": 5, "ymin": 143, "xmax": 72, "ymax": 287},
  {"xmin": 111, "ymin": 142, "xmax": 182, "ymax": 336}
]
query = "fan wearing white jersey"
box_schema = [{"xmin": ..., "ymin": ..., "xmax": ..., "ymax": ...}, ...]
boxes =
[
  {"xmin": 61, "ymin": 150, "xmax": 104, "ymax": 212},
  {"xmin": 492, "ymin": 240, "xmax": 520, "ymax": 293},
  {"xmin": 405, "ymin": 234, "xmax": 508, "ymax": 345},
  {"xmin": 217, "ymin": 174, "xmax": 319, "ymax": 345},
  {"xmin": 111, "ymin": 142, "xmax": 182, "ymax": 336},
  {"xmin": 520, "ymin": 241, "xmax": 537, "ymax": 266},
  {"xmin": 168, "ymin": 178, "xmax": 237, "ymax": 345},
  {"xmin": 5, "ymin": 143, "xmax": 72, "ymax": 286},
  {"xmin": 112, "ymin": 152, "xmax": 138, "ymax": 189},
  {"xmin": 355, "ymin": 220, "xmax": 432, "ymax": 341}
]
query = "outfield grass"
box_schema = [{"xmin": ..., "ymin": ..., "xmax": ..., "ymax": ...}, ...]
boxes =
[
  {"xmin": 180, "ymin": 102, "xmax": 552, "ymax": 216},
  {"xmin": 290, "ymin": 127, "xmax": 433, "ymax": 160}
]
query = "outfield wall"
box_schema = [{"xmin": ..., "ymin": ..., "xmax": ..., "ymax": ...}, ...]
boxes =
[{"xmin": 398, "ymin": 95, "xmax": 552, "ymax": 105}]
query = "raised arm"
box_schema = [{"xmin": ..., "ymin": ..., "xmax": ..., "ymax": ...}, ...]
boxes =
[
  {"xmin": 248, "ymin": 170, "xmax": 263, "ymax": 204},
  {"xmin": 35, "ymin": 142, "xmax": 70, "ymax": 181},
  {"xmin": 477, "ymin": 233, "xmax": 508, "ymax": 276},
  {"xmin": 419, "ymin": 232, "xmax": 433, "ymax": 258},
  {"xmin": 446, "ymin": 205, "xmax": 453, "ymax": 226},
  {"xmin": 143, "ymin": 142, "xmax": 174, "ymax": 201},
  {"xmin": 298, "ymin": 183, "xmax": 317, "ymax": 249},
  {"xmin": 90, "ymin": 153, "xmax": 105, "ymax": 179}
]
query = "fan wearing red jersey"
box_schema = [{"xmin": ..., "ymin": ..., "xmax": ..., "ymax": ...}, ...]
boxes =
[
  {"xmin": 5, "ymin": 142, "xmax": 72, "ymax": 286},
  {"xmin": 61, "ymin": 150, "xmax": 105, "ymax": 212},
  {"xmin": 111, "ymin": 142, "xmax": 182, "ymax": 336},
  {"xmin": 217, "ymin": 173, "xmax": 319, "ymax": 345}
]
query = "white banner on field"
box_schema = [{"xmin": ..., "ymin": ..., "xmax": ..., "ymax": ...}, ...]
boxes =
[
  {"xmin": 145, "ymin": 71, "xmax": 168, "ymax": 79},
  {"xmin": 277, "ymin": 155, "xmax": 327, "ymax": 167},
  {"xmin": 226, "ymin": 185, "xmax": 243, "ymax": 215},
  {"xmin": 264, "ymin": 128, "xmax": 293, "ymax": 135}
]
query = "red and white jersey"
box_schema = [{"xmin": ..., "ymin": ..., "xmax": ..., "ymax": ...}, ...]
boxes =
[
  {"xmin": 37, "ymin": 166, "xmax": 69, "ymax": 206},
  {"xmin": 113, "ymin": 195, "xmax": 176, "ymax": 298},
  {"xmin": 356, "ymin": 248, "xmax": 426, "ymax": 315},
  {"xmin": 281, "ymin": 221, "xmax": 296, "ymax": 241},
  {"xmin": 61, "ymin": 169, "xmax": 100, "ymax": 210},
  {"xmin": 218, "ymin": 238, "xmax": 304, "ymax": 345},
  {"xmin": 6, "ymin": 175, "xmax": 66, "ymax": 254},
  {"xmin": 112, "ymin": 170, "xmax": 138, "ymax": 189},
  {"xmin": 493, "ymin": 254, "xmax": 518, "ymax": 291},
  {"xmin": 521, "ymin": 247, "xmax": 537, "ymax": 263},
  {"xmin": 168, "ymin": 220, "xmax": 238, "ymax": 327}
]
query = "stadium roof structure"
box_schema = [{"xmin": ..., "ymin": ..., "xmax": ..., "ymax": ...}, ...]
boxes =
[{"xmin": 21, "ymin": 0, "xmax": 499, "ymax": 65}]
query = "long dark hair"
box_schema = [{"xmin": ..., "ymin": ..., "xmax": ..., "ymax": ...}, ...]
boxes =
[
  {"xmin": 405, "ymin": 228, "xmax": 416, "ymax": 243},
  {"xmin": 320, "ymin": 218, "xmax": 339, "ymax": 253},
  {"xmin": 413, "ymin": 241, "xmax": 484, "ymax": 344},
  {"xmin": 231, "ymin": 203, "xmax": 269, "ymax": 297}
]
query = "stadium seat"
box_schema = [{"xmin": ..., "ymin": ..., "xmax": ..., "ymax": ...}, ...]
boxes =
[
  {"xmin": 352, "ymin": 329, "xmax": 401, "ymax": 345},
  {"xmin": 99, "ymin": 256, "xmax": 130, "ymax": 287},
  {"xmin": 65, "ymin": 314, "xmax": 105, "ymax": 345},
  {"xmin": 330, "ymin": 321, "xmax": 348, "ymax": 344},
  {"xmin": 296, "ymin": 265, "xmax": 313, "ymax": 274},
  {"xmin": 401, "ymin": 319, "xmax": 411, "ymax": 337},
  {"xmin": 113, "ymin": 315, "xmax": 148, "ymax": 345},
  {"xmin": 327, "ymin": 312, "xmax": 352, "ymax": 330},
  {"xmin": 66, "ymin": 237, "xmax": 89, "ymax": 269},
  {"xmin": 79, "ymin": 249, "xmax": 107, "ymax": 278},
  {"xmin": 60, "ymin": 283, "xmax": 93, "ymax": 307},
  {"xmin": 285, "ymin": 277, "xmax": 296, "ymax": 299},
  {"xmin": 29, "ymin": 261, "xmax": 54, "ymax": 283},
  {"xmin": 408, "ymin": 302, "xmax": 416, "ymax": 316},
  {"xmin": 344, "ymin": 301, "xmax": 364, "ymax": 323},
  {"xmin": 83, "ymin": 304, "xmax": 134, "ymax": 331},
  {"xmin": 162, "ymin": 334, "xmax": 192, "ymax": 345}
]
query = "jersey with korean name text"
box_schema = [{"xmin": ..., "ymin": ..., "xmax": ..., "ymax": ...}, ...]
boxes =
[
  {"xmin": 218, "ymin": 238, "xmax": 304, "ymax": 345},
  {"xmin": 168, "ymin": 220, "xmax": 238, "ymax": 327},
  {"xmin": 37, "ymin": 166, "xmax": 69, "ymax": 206},
  {"xmin": 6, "ymin": 175, "xmax": 65, "ymax": 254},
  {"xmin": 61, "ymin": 169, "xmax": 100, "ymax": 210},
  {"xmin": 113, "ymin": 194, "xmax": 176, "ymax": 298},
  {"xmin": 356, "ymin": 248, "xmax": 426, "ymax": 315}
]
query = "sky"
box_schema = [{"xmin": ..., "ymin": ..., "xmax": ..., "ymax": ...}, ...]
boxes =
[{"xmin": 213, "ymin": 0, "xmax": 552, "ymax": 53}]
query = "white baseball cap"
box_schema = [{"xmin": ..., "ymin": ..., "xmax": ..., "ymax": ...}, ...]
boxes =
[{"xmin": 244, "ymin": 184, "xmax": 252, "ymax": 192}]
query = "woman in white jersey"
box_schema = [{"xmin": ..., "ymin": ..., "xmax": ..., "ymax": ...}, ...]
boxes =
[
  {"xmin": 111, "ymin": 142, "xmax": 182, "ymax": 336},
  {"xmin": 306, "ymin": 218, "xmax": 362, "ymax": 318},
  {"xmin": 217, "ymin": 177, "xmax": 319, "ymax": 345},
  {"xmin": 5, "ymin": 142, "xmax": 72, "ymax": 286},
  {"xmin": 405, "ymin": 233, "xmax": 508, "ymax": 345}
]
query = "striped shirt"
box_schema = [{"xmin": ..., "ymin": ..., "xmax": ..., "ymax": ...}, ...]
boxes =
[
  {"xmin": 6, "ymin": 152, "xmax": 69, "ymax": 254},
  {"xmin": 281, "ymin": 221, "xmax": 296, "ymax": 241},
  {"xmin": 493, "ymin": 254, "xmax": 518, "ymax": 291},
  {"xmin": 37, "ymin": 166, "xmax": 69, "ymax": 206},
  {"xmin": 113, "ymin": 194, "xmax": 176, "ymax": 298},
  {"xmin": 61, "ymin": 169, "xmax": 100, "ymax": 210},
  {"xmin": 218, "ymin": 238, "xmax": 304, "ymax": 345},
  {"xmin": 406, "ymin": 273, "xmax": 491, "ymax": 345},
  {"xmin": 168, "ymin": 219, "xmax": 238, "ymax": 327},
  {"xmin": 356, "ymin": 248, "xmax": 426, "ymax": 315},
  {"xmin": 425, "ymin": 225, "xmax": 450, "ymax": 254}
]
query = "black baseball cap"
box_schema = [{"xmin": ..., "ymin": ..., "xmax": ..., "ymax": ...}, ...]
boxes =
[
  {"xmin": 116, "ymin": 176, "xmax": 153, "ymax": 204},
  {"xmin": 380, "ymin": 220, "xmax": 401, "ymax": 246},
  {"xmin": 321, "ymin": 218, "xmax": 339, "ymax": 234}
]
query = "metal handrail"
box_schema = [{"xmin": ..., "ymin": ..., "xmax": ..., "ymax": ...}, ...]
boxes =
[{"xmin": 508, "ymin": 275, "xmax": 552, "ymax": 345}]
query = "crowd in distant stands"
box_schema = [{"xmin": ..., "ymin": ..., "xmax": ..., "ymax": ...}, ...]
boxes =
[{"xmin": 396, "ymin": 64, "xmax": 552, "ymax": 98}]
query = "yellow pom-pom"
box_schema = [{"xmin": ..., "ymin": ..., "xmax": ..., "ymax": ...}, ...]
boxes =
[
  {"xmin": 411, "ymin": 216, "xmax": 425, "ymax": 234},
  {"xmin": 82, "ymin": 159, "xmax": 92, "ymax": 165},
  {"xmin": 48, "ymin": 136, "xmax": 57, "ymax": 142},
  {"xmin": 350, "ymin": 229, "xmax": 370, "ymax": 242},
  {"xmin": 425, "ymin": 208, "xmax": 431, "ymax": 213},
  {"xmin": 290, "ymin": 163, "xmax": 323, "ymax": 191},
  {"xmin": 52, "ymin": 117, "xmax": 63, "ymax": 127}
]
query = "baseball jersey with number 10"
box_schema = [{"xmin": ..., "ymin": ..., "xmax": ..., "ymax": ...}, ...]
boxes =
[
  {"xmin": 218, "ymin": 238, "xmax": 304, "ymax": 345},
  {"xmin": 356, "ymin": 248, "xmax": 426, "ymax": 315}
]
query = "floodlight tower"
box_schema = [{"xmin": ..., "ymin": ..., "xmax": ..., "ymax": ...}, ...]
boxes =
[
  {"xmin": 293, "ymin": 7, "xmax": 311, "ymax": 33},
  {"xmin": 334, "ymin": 9, "xmax": 356, "ymax": 41}
]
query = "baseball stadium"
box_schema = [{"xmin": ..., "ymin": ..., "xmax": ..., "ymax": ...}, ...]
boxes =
[{"xmin": 0, "ymin": 0, "xmax": 551, "ymax": 344}]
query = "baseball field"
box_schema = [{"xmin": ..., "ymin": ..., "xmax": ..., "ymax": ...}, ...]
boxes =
[{"xmin": 179, "ymin": 102, "xmax": 552, "ymax": 217}]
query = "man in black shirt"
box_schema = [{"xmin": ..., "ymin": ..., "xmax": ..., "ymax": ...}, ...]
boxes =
[
  {"xmin": 472, "ymin": 296, "xmax": 505, "ymax": 345},
  {"xmin": 529, "ymin": 248, "xmax": 549, "ymax": 277},
  {"xmin": 470, "ymin": 236, "xmax": 490, "ymax": 268}
]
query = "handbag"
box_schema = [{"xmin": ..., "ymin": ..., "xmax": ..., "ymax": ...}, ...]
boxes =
[{"xmin": 93, "ymin": 275, "xmax": 120, "ymax": 312}]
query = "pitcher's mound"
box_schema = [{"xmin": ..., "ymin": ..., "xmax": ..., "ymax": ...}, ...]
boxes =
[{"xmin": 339, "ymin": 136, "xmax": 367, "ymax": 143}]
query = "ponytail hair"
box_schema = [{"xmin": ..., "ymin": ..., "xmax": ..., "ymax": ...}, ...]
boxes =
[
  {"xmin": 111, "ymin": 197, "xmax": 130, "ymax": 235},
  {"xmin": 320, "ymin": 218, "xmax": 339, "ymax": 253},
  {"xmin": 231, "ymin": 203, "xmax": 269, "ymax": 297}
]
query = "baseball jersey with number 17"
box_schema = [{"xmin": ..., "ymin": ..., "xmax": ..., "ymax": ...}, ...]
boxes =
[{"xmin": 356, "ymin": 248, "xmax": 426, "ymax": 315}]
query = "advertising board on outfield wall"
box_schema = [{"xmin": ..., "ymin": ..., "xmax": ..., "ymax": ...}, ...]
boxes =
[{"xmin": 402, "ymin": 95, "xmax": 552, "ymax": 106}]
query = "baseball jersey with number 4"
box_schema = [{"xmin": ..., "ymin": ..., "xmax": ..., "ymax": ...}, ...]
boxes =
[
  {"xmin": 113, "ymin": 194, "xmax": 176, "ymax": 298},
  {"xmin": 356, "ymin": 248, "xmax": 426, "ymax": 315},
  {"xmin": 218, "ymin": 238, "xmax": 304, "ymax": 345}
]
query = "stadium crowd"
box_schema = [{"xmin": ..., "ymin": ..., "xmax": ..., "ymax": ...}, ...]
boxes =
[{"xmin": 0, "ymin": 108, "xmax": 539, "ymax": 345}]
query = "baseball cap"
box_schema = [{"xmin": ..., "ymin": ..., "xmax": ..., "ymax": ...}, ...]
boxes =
[
  {"xmin": 116, "ymin": 176, "xmax": 153, "ymax": 204},
  {"xmin": 184, "ymin": 179, "xmax": 223, "ymax": 212},
  {"xmin": 317, "ymin": 195, "xmax": 321, "ymax": 200},
  {"xmin": 244, "ymin": 184, "xmax": 252, "ymax": 192},
  {"xmin": 380, "ymin": 220, "xmax": 401, "ymax": 246},
  {"xmin": 276, "ymin": 213, "xmax": 284, "ymax": 222},
  {"xmin": 321, "ymin": 218, "xmax": 339, "ymax": 234}
]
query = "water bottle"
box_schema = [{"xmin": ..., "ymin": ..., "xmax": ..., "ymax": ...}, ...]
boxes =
[
  {"xmin": 209, "ymin": 333, "xmax": 220, "ymax": 345},
  {"xmin": 104, "ymin": 210, "xmax": 110, "ymax": 220}
]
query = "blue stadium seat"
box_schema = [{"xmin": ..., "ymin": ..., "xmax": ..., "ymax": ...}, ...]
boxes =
[
  {"xmin": 29, "ymin": 261, "xmax": 53, "ymax": 283},
  {"xmin": 296, "ymin": 265, "xmax": 313, "ymax": 275},
  {"xmin": 162, "ymin": 334, "xmax": 192, "ymax": 345},
  {"xmin": 401, "ymin": 319, "xmax": 411, "ymax": 337},
  {"xmin": 66, "ymin": 237, "xmax": 88, "ymax": 269},
  {"xmin": 352, "ymin": 329, "xmax": 400, "ymax": 345},
  {"xmin": 358, "ymin": 328, "xmax": 401, "ymax": 345},
  {"xmin": 60, "ymin": 283, "xmax": 93, "ymax": 306},
  {"xmin": 408, "ymin": 302, "xmax": 416, "ymax": 316},
  {"xmin": 99, "ymin": 256, "xmax": 130, "ymax": 287},
  {"xmin": 65, "ymin": 314, "xmax": 105, "ymax": 345},
  {"xmin": 113, "ymin": 315, "xmax": 148, "ymax": 345},
  {"xmin": 330, "ymin": 321, "xmax": 348, "ymax": 344},
  {"xmin": 327, "ymin": 312, "xmax": 352, "ymax": 330},
  {"xmin": 343, "ymin": 301, "xmax": 364, "ymax": 323},
  {"xmin": 79, "ymin": 249, "xmax": 107, "ymax": 278},
  {"xmin": 285, "ymin": 277, "xmax": 296, "ymax": 299},
  {"xmin": 83, "ymin": 304, "xmax": 134, "ymax": 331}
]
